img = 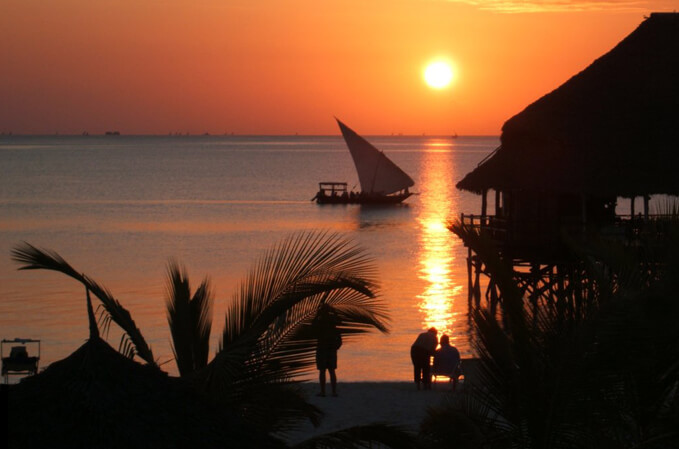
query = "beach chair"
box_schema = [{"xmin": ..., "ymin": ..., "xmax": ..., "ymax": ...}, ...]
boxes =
[
  {"xmin": 1, "ymin": 338, "xmax": 40, "ymax": 384},
  {"xmin": 431, "ymin": 358, "xmax": 462, "ymax": 389},
  {"xmin": 432, "ymin": 358, "xmax": 482, "ymax": 391}
]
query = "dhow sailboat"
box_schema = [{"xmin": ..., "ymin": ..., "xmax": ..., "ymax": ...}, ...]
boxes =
[{"xmin": 313, "ymin": 119, "xmax": 415, "ymax": 204}]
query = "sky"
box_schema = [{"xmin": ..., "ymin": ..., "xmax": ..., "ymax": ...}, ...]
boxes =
[{"xmin": 1, "ymin": 0, "xmax": 676, "ymax": 136}]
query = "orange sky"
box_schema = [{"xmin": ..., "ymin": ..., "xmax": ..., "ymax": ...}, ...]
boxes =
[{"xmin": 1, "ymin": 0, "xmax": 675, "ymax": 135}]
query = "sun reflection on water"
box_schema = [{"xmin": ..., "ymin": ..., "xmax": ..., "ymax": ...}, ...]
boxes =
[{"xmin": 416, "ymin": 140, "xmax": 464, "ymax": 345}]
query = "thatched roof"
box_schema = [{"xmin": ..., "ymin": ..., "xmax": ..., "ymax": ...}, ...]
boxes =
[
  {"xmin": 458, "ymin": 13, "xmax": 679, "ymax": 197},
  {"xmin": 7, "ymin": 337, "xmax": 282, "ymax": 449}
]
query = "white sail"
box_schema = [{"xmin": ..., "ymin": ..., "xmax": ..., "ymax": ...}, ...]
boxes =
[{"xmin": 336, "ymin": 119, "xmax": 415, "ymax": 195}]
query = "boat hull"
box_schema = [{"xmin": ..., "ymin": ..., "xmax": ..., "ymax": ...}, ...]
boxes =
[{"xmin": 316, "ymin": 192, "xmax": 412, "ymax": 205}]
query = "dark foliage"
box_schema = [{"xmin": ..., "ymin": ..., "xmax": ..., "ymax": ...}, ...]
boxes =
[
  {"xmin": 419, "ymin": 220, "xmax": 679, "ymax": 449},
  {"xmin": 9, "ymin": 231, "xmax": 410, "ymax": 449}
]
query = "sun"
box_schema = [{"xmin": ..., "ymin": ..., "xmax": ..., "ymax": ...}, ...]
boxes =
[{"xmin": 423, "ymin": 61, "xmax": 454, "ymax": 89}]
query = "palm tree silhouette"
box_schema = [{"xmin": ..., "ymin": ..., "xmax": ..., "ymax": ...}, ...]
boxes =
[{"xmin": 10, "ymin": 231, "xmax": 407, "ymax": 446}]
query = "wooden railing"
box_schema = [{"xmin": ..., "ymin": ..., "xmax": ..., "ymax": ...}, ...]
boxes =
[
  {"xmin": 459, "ymin": 214, "xmax": 508, "ymax": 241},
  {"xmin": 459, "ymin": 213, "xmax": 677, "ymax": 249}
]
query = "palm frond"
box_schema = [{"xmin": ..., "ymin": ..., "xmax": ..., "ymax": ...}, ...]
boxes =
[
  {"xmin": 236, "ymin": 382, "xmax": 323, "ymax": 435},
  {"xmin": 11, "ymin": 242, "xmax": 156, "ymax": 365},
  {"xmin": 118, "ymin": 334, "xmax": 137, "ymax": 359},
  {"xmin": 291, "ymin": 423, "xmax": 416, "ymax": 449},
  {"xmin": 165, "ymin": 260, "xmax": 214, "ymax": 377},
  {"xmin": 96, "ymin": 304, "xmax": 114, "ymax": 339},
  {"xmin": 221, "ymin": 231, "xmax": 378, "ymax": 344},
  {"xmin": 204, "ymin": 231, "xmax": 387, "ymax": 400},
  {"xmin": 419, "ymin": 402, "xmax": 488, "ymax": 449},
  {"xmin": 166, "ymin": 260, "xmax": 192, "ymax": 375},
  {"xmin": 448, "ymin": 221, "xmax": 610, "ymax": 447},
  {"xmin": 85, "ymin": 287, "xmax": 99, "ymax": 339},
  {"xmin": 191, "ymin": 277, "xmax": 213, "ymax": 369}
]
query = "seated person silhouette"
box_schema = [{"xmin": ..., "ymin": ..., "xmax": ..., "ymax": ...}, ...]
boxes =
[{"xmin": 432, "ymin": 334, "xmax": 461, "ymax": 390}]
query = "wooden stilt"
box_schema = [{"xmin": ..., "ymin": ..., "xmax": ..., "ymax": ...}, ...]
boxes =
[
  {"xmin": 481, "ymin": 189, "xmax": 488, "ymax": 226},
  {"xmin": 630, "ymin": 196, "xmax": 636, "ymax": 217},
  {"xmin": 644, "ymin": 195, "xmax": 650, "ymax": 220},
  {"xmin": 467, "ymin": 247, "xmax": 473, "ymax": 304},
  {"xmin": 495, "ymin": 190, "xmax": 501, "ymax": 216},
  {"xmin": 473, "ymin": 257, "xmax": 482, "ymax": 307}
]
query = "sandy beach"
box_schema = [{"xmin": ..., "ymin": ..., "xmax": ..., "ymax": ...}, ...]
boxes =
[{"xmin": 285, "ymin": 381, "xmax": 456, "ymax": 444}]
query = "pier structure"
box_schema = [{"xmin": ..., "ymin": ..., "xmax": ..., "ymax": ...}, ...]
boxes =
[{"xmin": 458, "ymin": 208, "xmax": 667, "ymax": 316}]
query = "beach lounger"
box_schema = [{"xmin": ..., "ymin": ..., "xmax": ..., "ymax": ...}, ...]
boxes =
[
  {"xmin": 1, "ymin": 339, "xmax": 40, "ymax": 383},
  {"xmin": 432, "ymin": 357, "xmax": 481, "ymax": 390}
]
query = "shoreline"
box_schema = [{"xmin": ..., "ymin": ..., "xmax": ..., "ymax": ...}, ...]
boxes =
[{"xmin": 284, "ymin": 381, "xmax": 456, "ymax": 444}]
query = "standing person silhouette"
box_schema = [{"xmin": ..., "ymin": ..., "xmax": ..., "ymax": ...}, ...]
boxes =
[
  {"xmin": 314, "ymin": 306, "xmax": 342, "ymax": 397},
  {"xmin": 410, "ymin": 327, "xmax": 438, "ymax": 390}
]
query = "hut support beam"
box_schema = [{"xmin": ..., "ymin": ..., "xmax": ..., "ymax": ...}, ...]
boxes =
[
  {"xmin": 495, "ymin": 190, "xmax": 501, "ymax": 216},
  {"xmin": 481, "ymin": 189, "xmax": 488, "ymax": 224},
  {"xmin": 473, "ymin": 257, "xmax": 482, "ymax": 307},
  {"xmin": 630, "ymin": 197, "xmax": 636, "ymax": 217},
  {"xmin": 644, "ymin": 195, "xmax": 649, "ymax": 220},
  {"xmin": 467, "ymin": 247, "xmax": 473, "ymax": 304}
]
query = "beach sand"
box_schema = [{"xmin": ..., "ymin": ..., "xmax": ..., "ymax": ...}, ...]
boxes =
[{"xmin": 285, "ymin": 381, "xmax": 455, "ymax": 444}]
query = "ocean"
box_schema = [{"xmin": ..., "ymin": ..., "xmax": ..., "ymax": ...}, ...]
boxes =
[{"xmin": 0, "ymin": 134, "xmax": 497, "ymax": 381}]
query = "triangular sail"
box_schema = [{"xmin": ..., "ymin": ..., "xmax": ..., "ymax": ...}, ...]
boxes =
[{"xmin": 336, "ymin": 119, "xmax": 415, "ymax": 195}]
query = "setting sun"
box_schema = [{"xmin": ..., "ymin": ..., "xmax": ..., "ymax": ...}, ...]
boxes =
[{"xmin": 424, "ymin": 61, "xmax": 455, "ymax": 89}]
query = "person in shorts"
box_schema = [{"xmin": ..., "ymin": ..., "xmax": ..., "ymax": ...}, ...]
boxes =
[{"xmin": 314, "ymin": 307, "xmax": 342, "ymax": 397}]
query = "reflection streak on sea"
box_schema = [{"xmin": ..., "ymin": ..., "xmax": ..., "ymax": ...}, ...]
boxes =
[{"xmin": 416, "ymin": 142, "xmax": 464, "ymax": 347}]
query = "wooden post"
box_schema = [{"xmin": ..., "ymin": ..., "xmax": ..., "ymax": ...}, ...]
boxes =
[
  {"xmin": 467, "ymin": 247, "xmax": 473, "ymax": 304},
  {"xmin": 495, "ymin": 190, "xmax": 501, "ymax": 216},
  {"xmin": 473, "ymin": 257, "xmax": 482, "ymax": 307},
  {"xmin": 644, "ymin": 195, "xmax": 649, "ymax": 220},
  {"xmin": 630, "ymin": 196, "xmax": 635, "ymax": 218},
  {"xmin": 481, "ymin": 189, "xmax": 488, "ymax": 226},
  {"xmin": 489, "ymin": 278, "xmax": 498, "ymax": 316}
]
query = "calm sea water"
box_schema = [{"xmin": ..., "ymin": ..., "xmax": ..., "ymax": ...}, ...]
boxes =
[{"xmin": 0, "ymin": 134, "xmax": 498, "ymax": 381}]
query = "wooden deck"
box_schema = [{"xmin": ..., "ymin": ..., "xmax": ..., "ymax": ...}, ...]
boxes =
[
  {"xmin": 457, "ymin": 213, "xmax": 675, "ymax": 311},
  {"xmin": 459, "ymin": 213, "xmax": 674, "ymax": 261}
]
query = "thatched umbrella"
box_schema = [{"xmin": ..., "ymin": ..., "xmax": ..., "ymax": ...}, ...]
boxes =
[{"xmin": 458, "ymin": 12, "xmax": 679, "ymax": 199}]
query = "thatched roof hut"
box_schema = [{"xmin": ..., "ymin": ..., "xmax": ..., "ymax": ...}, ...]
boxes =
[
  {"xmin": 7, "ymin": 336, "xmax": 282, "ymax": 449},
  {"xmin": 458, "ymin": 12, "xmax": 679, "ymax": 198}
]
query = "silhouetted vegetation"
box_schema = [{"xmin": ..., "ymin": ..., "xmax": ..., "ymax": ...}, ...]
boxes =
[
  {"xmin": 8, "ymin": 231, "xmax": 417, "ymax": 449},
  {"xmin": 417, "ymin": 220, "xmax": 679, "ymax": 448}
]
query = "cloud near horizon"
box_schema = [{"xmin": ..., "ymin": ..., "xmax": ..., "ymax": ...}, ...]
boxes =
[{"xmin": 446, "ymin": 0, "xmax": 667, "ymax": 13}]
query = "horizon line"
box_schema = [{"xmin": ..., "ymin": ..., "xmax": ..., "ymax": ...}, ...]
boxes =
[{"xmin": 0, "ymin": 133, "xmax": 501, "ymax": 138}]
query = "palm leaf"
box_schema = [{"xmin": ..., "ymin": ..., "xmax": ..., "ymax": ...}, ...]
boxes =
[
  {"xmin": 237, "ymin": 382, "xmax": 323, "ymax": 435},
  {"xmin": 11, "ymin": 242, "xmax": 155, "ymax": 365},
  {"xmin": 166, "ymin": 260, "xmax": 193, "ymax": 375},
  {"xmin": 191, "ymin": 276, "xmax": 213, "ymax": 369},
  {"xmin": 165, "ymin": 260, "xmax": 214, "ymax": 376},
  {"xmin": 85, "ymin": 287, "xmax": 99, "ymax": 339},
  {"xmin": 203, "ymin": 231, "xmax": 388, "ymax": 402},
  {"xmin": 291, "ymin": 423, "xmax": 416, "ymax": 449}
]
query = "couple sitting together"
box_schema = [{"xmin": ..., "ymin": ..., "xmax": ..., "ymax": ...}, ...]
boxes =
[{"xmin": 410, "ymin": 327, "xmax": 461, "ymax": 390}]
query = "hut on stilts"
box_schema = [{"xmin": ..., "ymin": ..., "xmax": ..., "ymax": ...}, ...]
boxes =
[{"xmin": 455, "ymin": 13, "xmax": 679, "ymax": 313}]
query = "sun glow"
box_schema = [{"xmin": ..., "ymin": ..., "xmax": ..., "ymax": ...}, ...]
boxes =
[
  {"xmin": 423, "ymin": 61, "xmax": 455, "ymax": 89},
  {"xmin": 416, "ymin": 140, "xmax": 464, "ymax": 342}
]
